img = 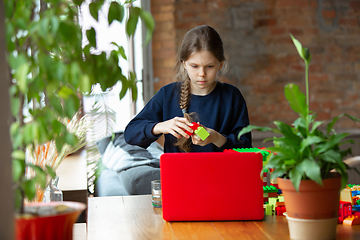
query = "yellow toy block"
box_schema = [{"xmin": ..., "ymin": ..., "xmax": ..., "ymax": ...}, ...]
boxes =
[{"xmin": 340, "ymin": 188, "xmax": 353, "ymax": 205}]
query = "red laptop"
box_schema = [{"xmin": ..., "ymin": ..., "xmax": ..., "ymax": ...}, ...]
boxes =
[{"xmin": 160, "ymin": 152, "xmax": 264, "ymax": 221}]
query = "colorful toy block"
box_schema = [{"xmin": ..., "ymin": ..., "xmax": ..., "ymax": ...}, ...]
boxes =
[
  {"xmin": 341, "ymin": 188, "xmax": 353, "ymax": 205},
  {"xmin": 184, "ymin": 122, "xmax": 209, "ymax": 141},
  {"xmin": 232, "ymin": 148, "xmax": 270, "ymax": 162},
  {"xmin": 265, "ymin": 204, "xmax": 273, "ymax": 215},
  {"xmin": 194, "ymin": 126, "xmax": 210, "ymax": 141},
  {"xmin": 343, "ymin": 214, "xmax": 360, "ymax": 226},
  {"xmin": 338, "ymin": 201, "xmax": 353, "ymax": 224}
]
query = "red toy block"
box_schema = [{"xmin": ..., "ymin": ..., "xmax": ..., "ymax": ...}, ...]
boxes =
[
  {"xmin": 275, "ymin": 205, "xmax": 286, "ymax": 216},
  {"xmin": 338, "ymin": 201, "xmax": 353, "ymax": 224},
  {"xmin": 184, "ymin": 122, "xmax": 200, "ymax": 136}
]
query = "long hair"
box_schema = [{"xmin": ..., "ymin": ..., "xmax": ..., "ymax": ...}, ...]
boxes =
[{"xmin": 174, "ymin": 25, "xmax": 228, "ymax": 152}]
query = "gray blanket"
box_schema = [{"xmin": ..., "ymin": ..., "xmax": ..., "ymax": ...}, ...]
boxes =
[{"xmin": 98, "ymin": 132, "xmax": 163, "ymax": 172}]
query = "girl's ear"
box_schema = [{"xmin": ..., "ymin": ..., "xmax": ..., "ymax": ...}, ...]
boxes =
[
  {"xmin": 219, "ymin": 61, "xmax": 224, "ymax": 70},
  {"xmin": 183, "ymin": 61, "xmax": 187, "ymax": 70}
]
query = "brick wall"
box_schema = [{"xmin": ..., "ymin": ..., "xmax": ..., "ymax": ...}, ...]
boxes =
[{"xmin": 151, "ymin": 0, "xmax": 360, "ymax": 131}]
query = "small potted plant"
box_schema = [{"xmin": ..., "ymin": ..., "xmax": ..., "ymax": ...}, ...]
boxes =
[
  {"xmin": 5, "ymin": 0, "xmax": 154, "ymax": 239},
  {"xmin": 238, "ymin": 34, "xmax": 360, "ymax": 240}
]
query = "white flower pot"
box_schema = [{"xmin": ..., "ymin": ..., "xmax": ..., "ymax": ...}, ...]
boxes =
[{"xmin": 284, "ymin": 213, "xmax": 337, "ymax": 240}]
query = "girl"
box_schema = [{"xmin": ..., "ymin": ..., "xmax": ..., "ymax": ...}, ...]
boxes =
[{"xmin": 124, "ymin": 25, "xmax": 252, "ymax": 153}]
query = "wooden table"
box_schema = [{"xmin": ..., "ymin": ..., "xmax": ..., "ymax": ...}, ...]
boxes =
[{"xmin": 87, "ymin": 195, "xmax": 360, "ymax": 240}]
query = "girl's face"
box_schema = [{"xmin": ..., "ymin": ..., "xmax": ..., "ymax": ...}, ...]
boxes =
[{"xmin": 183, "ymin": 50, "xmax": 223, "ymax": 96}]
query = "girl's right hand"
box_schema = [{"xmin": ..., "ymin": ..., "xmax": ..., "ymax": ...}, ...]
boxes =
[{"xmin": 152, "ymin": 117, "xmax": 194, "ymax": 139}]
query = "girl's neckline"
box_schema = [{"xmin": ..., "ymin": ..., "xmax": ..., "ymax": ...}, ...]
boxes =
[{"xmin": 191, "ymin": 81, "xmax": 220, "ymax": 100}]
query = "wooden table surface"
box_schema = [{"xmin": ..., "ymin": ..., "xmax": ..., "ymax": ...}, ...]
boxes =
[{"xmin": 87, "ymin": 195, "xmax": 360, "ymax": 240}]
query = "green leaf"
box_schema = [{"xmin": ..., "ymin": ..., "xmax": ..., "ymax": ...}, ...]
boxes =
[
  {"xmin": 65, "ymin": 132, "xmax": 78, "ymax": 146},
  {"xmin": 266, "ymin": 146, "xmax": 294, "ymax": 159},
  {"xmin": 12, "ymin": 159, "xmax": 24, "ymax": 182},
  {"xmin": 289, "ymin": 168, "xmax": 303, "ymax": 191},
  {"xmin": 126, "ymin": 7, "xmax": 141, "ymax": 36},
  {"xmin": 108, "ymin": 1, "xmax": 124, "ymax": 25},
  {"xmin": 320, "ymin": 150, "xmax": 341, "ymax": 164},
  {"xmin": 290, "ymin": 33, "xmax": 304, "ymax": 59},
  {"xmin": 15, "ymin": 63, "xmax": 30, "ymax": 94},
  {"xmin": 140, "ymin": 9, "xmax": 155, "ymax": 44},
  {"xmin": 11, "ymin": 150, "xmax": 25, "ymax": 160},
  {"xmin": 290, "ymin": 33, "xmax": 311, "ymax": 65},
  {"xmin": 298, "ymin": 159, "xmax": 322, "ymax": 185},
  {"xmin": 30, "ymin": 164, "xmax": 47, "ymax": 189},
  {"xmin": 70, "ymin": 62, "xmax": 81, "ymax": 87},
  {"xmin": 86, "ymin": 28, "xmax": 96, "ymax": 47},
  {"xmin": 118, "ymin": 45, "xmax": 127, "ymax": 60},
  {"xmin": 269, "ymin": 167, "xmax": 286, "ymax": 180},
  {"xmin": 129, "ymin": 72, "xmax": 138, "ymax": 101},
  {"xmin": 50, "ymin": 95, "xmax": 64, "ymax": 116},
  {"xmin": 89, "ymin": 2, "xmax": 99, "ymax": 21},
  {"xmin": 119, "ymin": 74, "xmax": 129, "ymax": 99},
  {"xmin": 22, "ymin": 179, "xmax": 37, "ymax": 201},
  {"xmin": 317, "ymin": 133, "xmax": 349, "ymax": 154},
  {"xmin": 46, "ymin": 165, "xmax": 56, "ymax": 179},
  {"xmin": 10, "ymin": 94, "xmax": 20, "ymax": 118},
  {"xmin": 58, "ymin": 86, "xmax": 73, "ymax": 100},
  {"xmin": 79, "ymin": 74, "xmax": 91, "ymax": 94},
  {"xmin": 273, "ymin": 121, "xmax": 302, "ymax": 148},
  {"xmin": 300, "ymin": 136, "xmax": 324, "ymax": 152},
  {"xmin": 73, "ymin": 0, "xmax": 85, "ymax": 6},
  {"xmin": 237, "ymin": 125, "xmax": 272, "ymax": 140},
  {"xmin": 52, "ymin": 120, "xmax": 65, "ymax": 135},
  {"xmin": 55, "ymin": 135, "xmax": 66, "ymax": 153},
  {"xmin": 64, "ymin": 95, "xmax": 80, "ymax": 118},
  {"xmin": 284, "ymin": 83, "xmax": 307, "ymax": 118},
  {"xmin": 311, "ymin": 121, "xmax": 323, "ymax": 133},
  {"xmin": 327, "ymin": 113, "xmax": 360, "ymax": 134},
  {"xmin": 10, "ymin": 122, "xmax": 20, "ymax": 140},
  {"xmin": 14, "ymin": 188, "xmax": 22, "ymax": 210}
]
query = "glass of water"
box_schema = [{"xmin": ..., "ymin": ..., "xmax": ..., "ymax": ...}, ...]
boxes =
[{"xmin": 151, "ymin": 180, "xmax": 162, "ymax": 208}]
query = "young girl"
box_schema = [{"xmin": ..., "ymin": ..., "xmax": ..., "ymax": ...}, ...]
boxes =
[{"xmin": 124, "ymin": 25, "xmax": 252, "ymax": 153}]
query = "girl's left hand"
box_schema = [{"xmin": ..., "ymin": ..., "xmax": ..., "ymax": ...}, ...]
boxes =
[{"xmin": 191, "ymin": 124, "xmax": 226, "ymax": 148}]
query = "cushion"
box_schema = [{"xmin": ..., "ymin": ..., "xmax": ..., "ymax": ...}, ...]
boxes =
[{"xmin": 96, "ymin": 131, "xmax": 163, "ymax": 173}]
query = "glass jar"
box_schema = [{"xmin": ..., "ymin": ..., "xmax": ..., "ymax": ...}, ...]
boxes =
[{"xmin": 44, "ymin": 176, "xmax": 63, "ymax": 202}]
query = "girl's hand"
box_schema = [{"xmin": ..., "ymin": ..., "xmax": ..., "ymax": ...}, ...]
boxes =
[
  {"xmin": 191, "ymin": 124, "xmax": 226, "ymax": 148},
  {"xmin": 152, "ymin": 117, "xmax": 194, "ymax": 139}
]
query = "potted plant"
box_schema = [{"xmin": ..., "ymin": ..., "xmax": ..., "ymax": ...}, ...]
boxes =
[
  {"xmin": 5, "ymin": 0, "xmax": 154, "ymax": 239},
  {"xmin": 238, "ymin": 34, "xmax": 360, "ymax": 239}
]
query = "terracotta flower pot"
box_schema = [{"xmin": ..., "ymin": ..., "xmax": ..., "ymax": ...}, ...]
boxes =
[
  {"xmin": 15, "ymin": 201, "xmax": 86, "ymax": 240},
  {"xmin": 278, "ymin": 177, "xmax": 341, "ymax": 219}
]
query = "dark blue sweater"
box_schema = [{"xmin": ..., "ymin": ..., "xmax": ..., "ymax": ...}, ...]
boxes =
[{"xmin": 124, "ymin": 81, "xmax": 252, "ymax": 152}]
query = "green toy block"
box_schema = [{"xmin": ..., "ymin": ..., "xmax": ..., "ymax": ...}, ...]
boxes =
[
  {"xmin": 194, "ymin": 126, "xmax": 210, "ymax": 141},
  {"xmin": 232, "ymin": 148, "xmax": 270, "ymax": 162},
  {"xmin": 265, "ymin": 204, "xmax": 273, "ymax": 215},
  {"xmin": 269, "ymin": 197, "xmax": 278, "ymax": 211},
  {"xmin": 263, "ymin": 185, "xmax": 278, "ymax": 193}
]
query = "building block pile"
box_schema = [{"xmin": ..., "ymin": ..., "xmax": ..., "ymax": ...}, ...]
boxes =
[
  {"xmin": 339, "ymin": 184, "xmax": 360, "ymax": 225},
  {"xmin": 227, "ymin": 147, "xmax": 286, "ymax": 216}
]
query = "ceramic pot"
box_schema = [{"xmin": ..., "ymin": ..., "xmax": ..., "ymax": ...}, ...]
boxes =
[
  {"xmin": 278, "ymin": 177, "xmax": 341, "ymax": 219},
  {"xmin": 284, "ymin": 213, "xmax": 337, "ymax": 240},
  {"xmin": 15, "ymin": 201, "xmax": 86, "ymax": 240}
]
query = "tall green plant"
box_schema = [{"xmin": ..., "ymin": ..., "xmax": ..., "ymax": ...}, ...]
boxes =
[
  {"xmin": 5, "ymin": 0, "xmax": 154, "ymax": 213},
  {"xmin": 238, "ymin": 34, "xmax": 360, "ymax": 191}
]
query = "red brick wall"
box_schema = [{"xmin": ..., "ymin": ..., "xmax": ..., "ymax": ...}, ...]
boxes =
[{"xmin": 151, "ymin": 0, "xmax": 360, "ymax": 130}]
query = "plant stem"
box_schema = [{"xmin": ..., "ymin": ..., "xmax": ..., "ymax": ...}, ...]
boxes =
[{"xmin": 305, "ymin": 62, "xmax": 310, "ymax": 129}]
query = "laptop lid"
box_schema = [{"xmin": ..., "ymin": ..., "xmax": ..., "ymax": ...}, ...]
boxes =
[{"xmin": 160, "ymin": 152, "xmax": 264, "ymax": 221}]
